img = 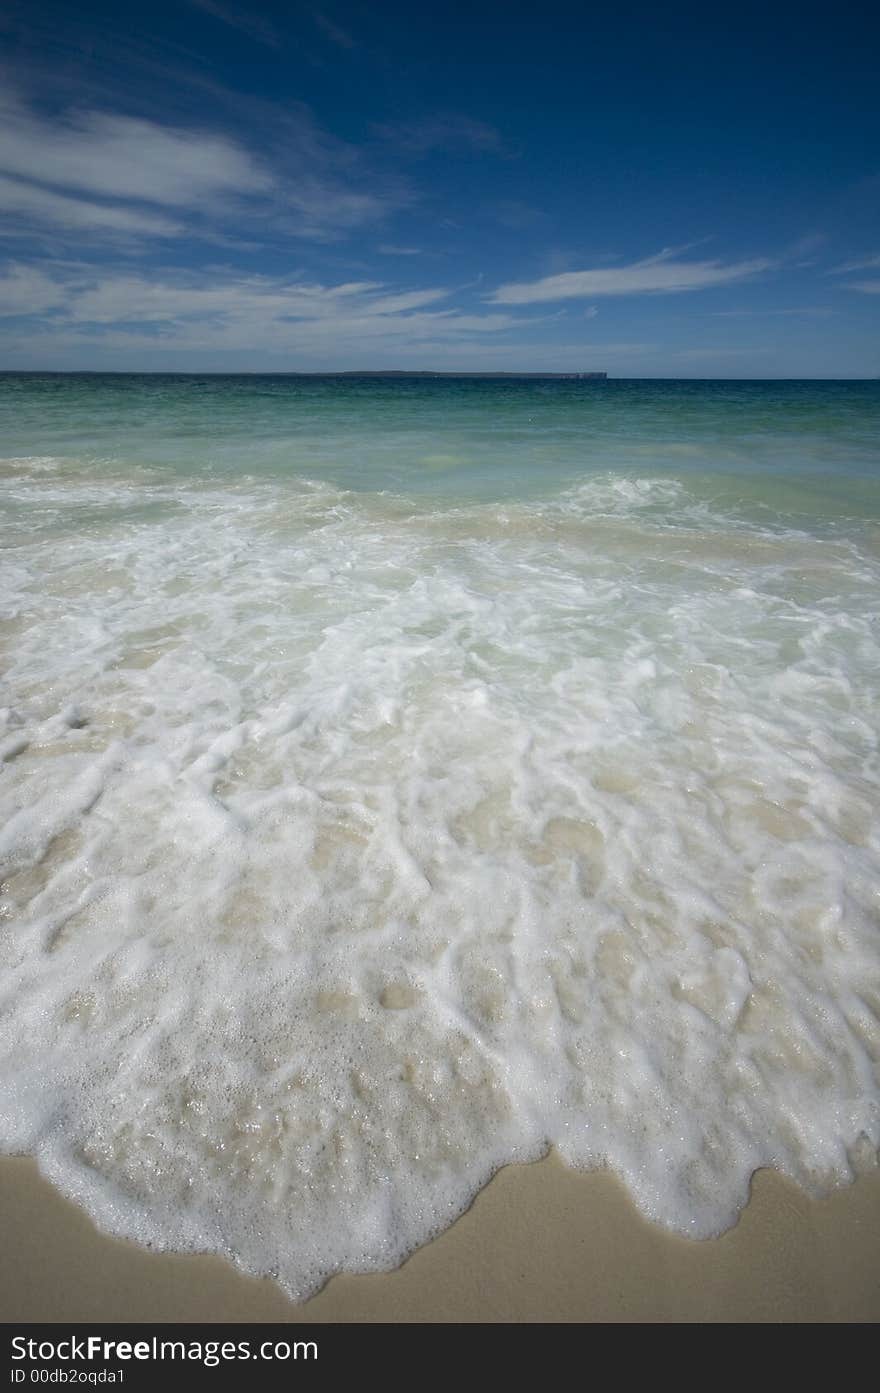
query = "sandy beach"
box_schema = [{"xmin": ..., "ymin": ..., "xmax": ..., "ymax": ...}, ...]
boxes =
[{"xmin": 2, "ymin": 1153, "xmax": 878, "ymax": 1322}]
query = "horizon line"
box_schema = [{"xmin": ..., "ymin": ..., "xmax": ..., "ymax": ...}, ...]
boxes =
[{"xmin": 1, "ymin": 370, "xmax": 878, "ymax": 381}]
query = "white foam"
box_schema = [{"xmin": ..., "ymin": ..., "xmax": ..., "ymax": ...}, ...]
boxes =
[{"xmin": 1, "ymin": 459, "xmax": 878, "ymax": 1297}]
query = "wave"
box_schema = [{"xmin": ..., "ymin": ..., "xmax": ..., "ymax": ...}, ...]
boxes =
[{"xmin": 0, "ymin": 460, "xmax": 878, "ymax": 1296}]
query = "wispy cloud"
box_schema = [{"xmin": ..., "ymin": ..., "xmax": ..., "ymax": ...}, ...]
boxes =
[
  {"xmin": 829, "ymin": 253, "xmax": 880, "ymax": 274},
  {"xmin": 714, "ymin": 306, "xmax": 833, "ymax": 318},
  {"xmin": 490, "ymin": 201, "xmax": 549, "ymax": 230},
  {"xmin": 0, "ymin": 263, "xmax": 522, "ymax": 361},
  {"xmin": 0, "ymin": 174, "xmax": 184, "ymax": 240},
  {"xmin": 373, "ymin": 114, "xmax": 503, "ymax": 156},
  {"xmin": 784, "ymin": 232, "xmax": 827, "ymax": 266},
  {"xmin": 0, "ymin": 89, "xmax": 406, "ymax": 244},
  {"xmin": 311, "ymin": 9, "xmax": 358, "ymax": 50},
  {"xmin": 377, "ymin": 244, "xmax": 423, "ymax": 256},
  {"xmin": 188, "ymin": 0, "xmax": 279, "ymax": 48},
  {"xmin": 671, "ymin": 346, "xmax": 772, "ymax": 360},
  {"xmin": 274, "ymin": 185, "xmax": 392, "ymax": 240},
  {"xmin": 0, "ymin": 264, "xmax": 70, "ymax": 316},
  {"xmin": 826, "ymin": 252, "xmax": 880, "ymax": 295},
  {"xmin": 0, "ymin": 91, "xmax": 273, "ymax": 207},
  {"xmin": 488, "ymin": 249, "xmax": 774, "ymax": 304}
]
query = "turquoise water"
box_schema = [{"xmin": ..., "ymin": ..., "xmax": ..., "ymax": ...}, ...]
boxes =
[
  {"xmin": 2, "ymin": 374, "xmax": 879, "ymax": 513},
  {"xmin": 1, "ymin": 374, "xmax": 879, "ymax": 1297}
]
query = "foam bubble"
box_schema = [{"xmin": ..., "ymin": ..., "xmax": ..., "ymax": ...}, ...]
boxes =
[{"xmin": 1, "ymin": 458, "xmax": 878, "ymax": 1296}]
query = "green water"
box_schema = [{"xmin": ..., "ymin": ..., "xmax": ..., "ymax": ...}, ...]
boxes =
[{"xmin": 2, "ymin": 375, "xmax": 878, "ymax": 523}]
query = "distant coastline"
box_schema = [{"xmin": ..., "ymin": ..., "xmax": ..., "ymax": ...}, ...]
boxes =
[
  {"xmin": 0, "ymin": 369, "xmax": 609, "ymax": 380},
  {"xmin": 317, "ymin": 370, "xmax": 609, "ymax": 379}
]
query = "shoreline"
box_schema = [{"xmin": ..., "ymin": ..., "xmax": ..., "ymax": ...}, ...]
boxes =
[{"xmin": 2, "ymin": 1153, "xmax": 878, "ymax": 1322}]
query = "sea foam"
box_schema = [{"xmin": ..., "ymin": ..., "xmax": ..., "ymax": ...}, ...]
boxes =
[{"xmin": 1, "ymin": 458, "xmax": 878, "ymax": 1297}]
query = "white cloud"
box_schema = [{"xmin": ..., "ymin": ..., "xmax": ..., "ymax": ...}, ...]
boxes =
[
  {"xmin": 0, "ymin": 264, "xmax": 520, "ymax": 357},
  {"xmin": 0, "ymin": 175, "xmax": 184, "ymax": 239},
  {"xmin": 50, "ymin": 275, "xmax": 452, "ymax": 326},
  {"xmin": 0, "ymin": 264, "xmax": 69, "ymax": 316},
  {"xmin": 0, "ymin": 90, "xmax": 402, "ymax": 244},
  {"xmin": 278, "ymin": 183, "xmax": 390, "ymax": 239},
  {"xmin": 488, "ymin": 249, "xmax": 773, "ymax": 304},
  {"xmin": 0, "ymin": 94, "xmax": 273, "ymax": 207},
  {"xmin": 829, "ymin": 254, "xmax": 880, "ymax": 274},
  {"xmin": 829, "ymin": 253, "xmax": 880, "ymax": 293}
]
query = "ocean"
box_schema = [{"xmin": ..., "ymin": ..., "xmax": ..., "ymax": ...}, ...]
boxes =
[{"xmin": 1, "ymin": 373, "xmax": 878, "ymax": 1298}]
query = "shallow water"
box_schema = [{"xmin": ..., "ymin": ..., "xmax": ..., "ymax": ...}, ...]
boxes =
[{"xmin": 1, "ymin": 375, "xmax": 879, "ymax": 1297}]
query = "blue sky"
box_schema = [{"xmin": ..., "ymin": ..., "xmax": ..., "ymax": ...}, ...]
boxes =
[{"xmin": 0, "ymin": 0, "xmax": 877, "ymax": 375}]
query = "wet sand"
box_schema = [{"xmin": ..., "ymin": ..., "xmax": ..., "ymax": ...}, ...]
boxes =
[{"xmin": 1, "ymin": 1153, "xmax": 878, "ymax": 1322}]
